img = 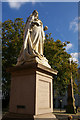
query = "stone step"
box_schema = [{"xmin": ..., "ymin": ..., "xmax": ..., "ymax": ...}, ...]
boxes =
[{"xmin": 2, "ymin": 113, "xmax": 58, "ymax": 120}]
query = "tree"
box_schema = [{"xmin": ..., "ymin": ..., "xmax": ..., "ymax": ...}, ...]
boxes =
[
  {"xmin": 2, "ymin": 18, "xmax": 78, "ymax": 107},
  {"xmin": 2, "ymin": 18, "xmax": 25, "ymax": 104},
  {"xmin": 44, "ymin": 33, "xmax": 78, "ymax": 96}
]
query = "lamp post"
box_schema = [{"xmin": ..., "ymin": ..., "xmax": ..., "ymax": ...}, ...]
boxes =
[
  {"xmin": 66, "ymin": 58, "xmax": 76, "ymax": 113},
  {"xmin": 60, "ymin": 99, "xmax": 62, "ymax": 112}
]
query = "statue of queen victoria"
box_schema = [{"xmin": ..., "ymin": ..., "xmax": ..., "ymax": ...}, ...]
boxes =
[{"xmin": 17, "ymin": 10, "xmax": 51, "ymax": 68}]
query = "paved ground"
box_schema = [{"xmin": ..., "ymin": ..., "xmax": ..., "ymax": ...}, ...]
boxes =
[
  {"xmin": 53, "ymin": 109, "xmax": 80, "ymax": 120},
  {"xmin": 1, "ymin": 109, "xmax": 80, "ymax": 120}
]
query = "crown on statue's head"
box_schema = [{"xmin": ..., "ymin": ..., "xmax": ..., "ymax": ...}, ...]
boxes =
[{"xmin": 33, "ymin": 10, "xmax": 38, "ymax": 14}]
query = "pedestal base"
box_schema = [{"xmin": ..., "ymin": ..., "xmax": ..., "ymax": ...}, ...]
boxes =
[
  {"xmin": 2, "ymin": 62, "xmax": 58, "ymax": 120},
  {"xmin": 8, "ymin": 62, "xmax": 57, "ymax": 115},
  {"xmin": 2, "ymin": 112, "xmax": 58, "ymax": 120}
]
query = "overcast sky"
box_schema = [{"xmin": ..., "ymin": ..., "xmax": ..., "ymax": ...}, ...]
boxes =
[{"xmin": 2, "ymin": 2, "xmax": 79, "ymax": 63}]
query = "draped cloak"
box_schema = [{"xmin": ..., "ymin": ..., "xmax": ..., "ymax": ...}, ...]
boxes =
[{"xmin": 17, "ymin": 17, "xmax": 45, "ymax": 63}]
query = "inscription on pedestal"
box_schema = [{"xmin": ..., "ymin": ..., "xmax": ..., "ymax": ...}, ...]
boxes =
[{"xmin": 38, "ymin": 80, "xmax": 51, "ymax": 109}]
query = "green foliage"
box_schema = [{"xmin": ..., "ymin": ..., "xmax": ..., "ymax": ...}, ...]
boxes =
[
  {"xmin": 2, "ymin": 18, "xmax": 78, "ymax": 101},
  {"xmin": 44, "ymin": 33, "xmax": 78, "ymax": 96},
  {"xmin": 2, "ymin": 18, "xmax": 25, "ymax": 100}
]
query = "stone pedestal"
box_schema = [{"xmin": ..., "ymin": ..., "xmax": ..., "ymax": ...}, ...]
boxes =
[{"xmin": 2, "ymin": 62, "xmax": 58, "ymax": 120}]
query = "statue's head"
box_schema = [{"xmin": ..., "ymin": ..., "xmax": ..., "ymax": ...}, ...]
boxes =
[{"xmin": 32, "ymin": 10, "xmax": 38, "ymax": 18}]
